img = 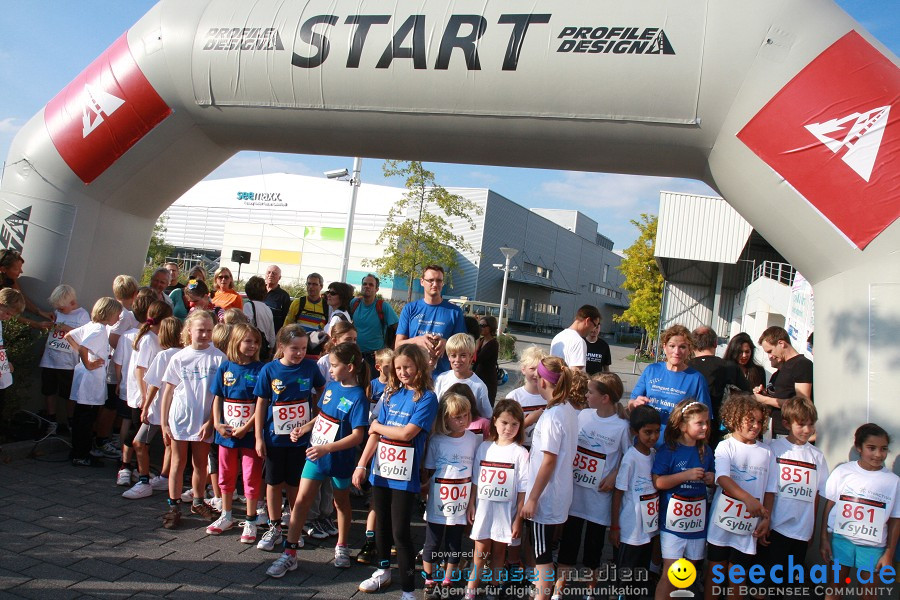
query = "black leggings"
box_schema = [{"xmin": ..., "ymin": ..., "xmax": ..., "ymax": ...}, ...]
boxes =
[
  {"xmin": 372, "ymin": 485, "xmax": 416, "ymax": 592},
  {"xmin": 424, "ymin": 522, "xmax": 465, "ymax": 566},
  {"xmin": 72, "ymin": 404, "xmax": 99, "ymax": 459}
]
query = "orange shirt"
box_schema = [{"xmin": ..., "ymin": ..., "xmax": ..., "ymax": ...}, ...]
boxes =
[{"xmin": 211, "ymin": 288, "xmax": 243, "ymax": 311}]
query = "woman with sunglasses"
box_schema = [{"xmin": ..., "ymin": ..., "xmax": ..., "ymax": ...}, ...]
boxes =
[
  {"xmin": 323, "ymin": 282, "xmax": 354, "ymax": 335},
  {"xmin": 473, "ymin": 315, "xmax": 500, "ymax": 405},
  {"xmin": 0, "ymin": 249, "xmax": 53, "ymax": 329},
  {"xmin": 211, "ymin": 267, "xmax": 243, "ymax": 311}
]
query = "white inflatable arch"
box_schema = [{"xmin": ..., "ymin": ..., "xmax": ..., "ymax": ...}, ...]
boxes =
[{"xmin": 2, "ymin": 0, "xmax": 899, "ymax": 460}]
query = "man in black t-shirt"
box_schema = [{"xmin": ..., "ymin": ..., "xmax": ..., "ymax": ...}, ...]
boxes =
[
  {"xmin": 263, "ymin": 264, "xmax": 292, "ymax": 333},
  {"xmin": 584, "ymin": 317, "xmax": 612, "ymax": 375},
  {"xmin": 755, "ymin": 326, "xmax": 813, "ymax": 436},
  {"xmin": 689, "ymin": 326, "xmax": 750, "ymax": 445}
]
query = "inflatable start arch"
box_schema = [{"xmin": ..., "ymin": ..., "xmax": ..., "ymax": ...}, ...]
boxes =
[{"xmin": 1, "ymin": 0, "xmax": 899, "ymax": 462}]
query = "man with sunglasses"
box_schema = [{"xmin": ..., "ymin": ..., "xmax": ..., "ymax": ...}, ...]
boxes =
[
  {"xmin": 550, "ymin": 305, "xmax": 601, "ymax": 371},
  {"xmin": 395, "ymin": 265, "xmax": 466, "ymax": 376}
]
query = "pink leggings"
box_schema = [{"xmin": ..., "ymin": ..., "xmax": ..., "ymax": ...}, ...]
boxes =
[{"xmin": 218, "ymin": 446, "xmax": 264, "ymax": 499}]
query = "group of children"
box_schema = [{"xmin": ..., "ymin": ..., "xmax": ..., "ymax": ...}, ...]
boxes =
[{"xmin": 24, "ymin": 277, "xmax": 900, "ymax": 600}]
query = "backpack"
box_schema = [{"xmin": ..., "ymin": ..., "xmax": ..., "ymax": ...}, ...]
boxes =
[
  {"xmin": 247, "ymin": 301, "xmax": 271, "ymax": 360},
  {"xmin": 349, "ymin": 297, "xmax": 398, "ymax": 350}
]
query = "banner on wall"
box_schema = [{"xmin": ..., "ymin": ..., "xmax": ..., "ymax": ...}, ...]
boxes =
[{"xmin": 786, "ymin": 272, "xmax": 815, "ymax": 359}]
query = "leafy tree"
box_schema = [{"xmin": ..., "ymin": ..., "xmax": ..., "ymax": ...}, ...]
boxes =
[
  {"xmin": 147, "ymin": 215, "xmax": 174, "ymax": 266},
  {"xmin": 365, "ymin": 161, "xmax": 482, "ymax": 301},
  {"xmin": 614, "ymin": 214, "xmax": 663, "ymax": 351}
]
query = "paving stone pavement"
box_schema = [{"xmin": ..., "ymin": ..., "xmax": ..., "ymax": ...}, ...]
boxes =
[{"xmin": 0, "ymin": 449, "xmax": 432, "ymax": 599}]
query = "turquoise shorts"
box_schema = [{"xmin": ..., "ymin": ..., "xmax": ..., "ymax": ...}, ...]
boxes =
[
  {"xmin": 832, "ymin": 533, "xmax": 885, "ymax": 571},
  {"xmin": 301, "ymin": 460, "xmax": 351, "ymax": 490}
]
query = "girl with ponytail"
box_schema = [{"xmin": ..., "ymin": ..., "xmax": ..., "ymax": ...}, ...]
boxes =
[{"xmin": 521, "ymin": 356, "xmax": 581, "ymax": 600}]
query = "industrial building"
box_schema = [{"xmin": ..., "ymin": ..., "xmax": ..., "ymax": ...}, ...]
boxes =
[{"xmin": 160, "ymin": 173, "xmax": 629, "ymax": 332}]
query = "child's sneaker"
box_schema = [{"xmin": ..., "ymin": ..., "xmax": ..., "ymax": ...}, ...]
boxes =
[
  {"xmin": 122, "ymin": 481, "xmax": 153, "ymax": 499},
  {"xmin": 356, "ymin": 539, "xmax": 377, "ymax": 564},
  {"xmin": 190, "ymin": 502, "xmax": 218, "ymax": 521},
  {"xmin": 207, "ymin": 497, "xmax": 223, "ymax": 512},
  {"xmin": 359, "ymin": 568, "xmax": 392, "ymax": 592},
  {"xmin": 401, "ymin": 592, "xmax": 417, "ymax": 600},
  {"xmin": 281, "ymin": 508, "xmax": 291, "ymax": 529},
  {"xmin": 266, "ymin": 552, "xmax": 298, "ymax": 578},
  {"xmin": 322, "ymin": 518, "xmax": 338, "ymax": 537},
  {"xmin": 162, "ymin": 506, "xmax": 182, "ymax": 529},
  {"xmin": 240, "ymin": 520, "xmax": 258, "ymax": 544},
  {"xmin": 206, "ymin": 514, "xmax": 234, "ymax": 535},
  {"xmin": 257, "ymin": 524, "xmax": 282, "ymax": 551},
  {"xmin": 116, "ymin": 468, "xmax": 132, "ymax": 486},
  {"xmin": 91, "ymin": 440, "xmax": 120, "ymax": 459},
  {"xmin": 131, "ymin": 469, "xmax": 140, "ymax": 484},
  {"xmin": 180, "ymin": 489, "xmax": 194, "ymax": 503},
  {"xmin": 334, "ymin": 544, "xmax": 351, "ymax": 568},
  {"xmin": 307, "ymin": 519, "xmax": 329, "ymax": 540},
  {"xmin": 149, "ymin": 475, "xmax": 169, "ymax": 491}
]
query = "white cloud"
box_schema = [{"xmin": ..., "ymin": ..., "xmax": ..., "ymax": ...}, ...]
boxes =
[
  {"xmin": 540, "ymin": 172, "xmax": 715, "ymax": 216},
  {"xmin": 204, "ymin": 152, "xmax": 316, "ymax": 180},
  {"xmin": 0, "ymin": 117, "xmax": 21, "ymax": 134},
  {"xmin": 465, "ymin": 170, "xmax": 501, "ymax": 185}
]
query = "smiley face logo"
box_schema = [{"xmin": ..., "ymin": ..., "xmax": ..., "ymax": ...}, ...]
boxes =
[
  {"xmin": 222, "ymin": 371, "xmax": 236, "ymax": 387},
  {"xmin": 667, "ymin": 558, "xmax": 696, "ymax": 589},
  {"xmin": 271, "ymin": 378, "xmax": 285, "ymax": 394}
]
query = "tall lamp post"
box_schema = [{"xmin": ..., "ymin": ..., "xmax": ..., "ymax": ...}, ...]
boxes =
[
  {"xmin": 326, "ymin": 157, "xmax": 363, "ymax": 282},
  {"xmin": 496, "ymin": 246, "xmax": 518, "ymax": 337}
]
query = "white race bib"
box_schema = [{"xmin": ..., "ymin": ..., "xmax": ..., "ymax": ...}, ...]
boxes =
[
  {"xmin": 310, "ymin": 413, "xmax": 340, "ymax": 447},
  {"xmin": 223, "ymin": 399, "xmax": 255, "ymax": 429},
  {"xmin": 665, "ymin": 494, "xmax": 706, "ymax": 534},
  {"xmin": 776, "ymin": 458, "xmax": 817, "ymax": 503},
  {"xmin": 522, "ymin": 405, "xmax": 543, "ymax": 446},
  {"xmin": 434, "ymin": 477, "xmax": 471, "ymax": 517},
  {"xmin": 375, "ymin": 438, "xmax": 414, "ymax": 481},
  {"xmin": 48, "ymin": 328, "xmax": 72, "ymax": 351},
  {"xmin": 712, "ymin": 492, "xmax": 759, "ymax": 535},
  {"xmin": 272, "ymin": 400, "xmax": 310, "ymax": 435},
  {"xmin": 573, "ymin": 446, "xmax": 606, "ymax": 489},
  {"xmin": 477, "ymin": 460, "xmax": 516, "ymax": 502},
  {"xmin": 639, "ymin": 492, "xmax": 660, "ymax": 534},
  {"xmin": 834, "ymin": 495, "xmax": 886, "ymax": 545}
]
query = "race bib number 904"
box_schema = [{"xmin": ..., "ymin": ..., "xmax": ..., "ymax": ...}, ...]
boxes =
[{"xmin": 435, "ymin": 477, "xmax": 471, "ymax": 517}]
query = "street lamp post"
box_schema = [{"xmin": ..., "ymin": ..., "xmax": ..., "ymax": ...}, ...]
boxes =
[
  {"xmin": 497, "ymin": 246, "xmax": 518, "ymax": 337},
  {"xmin": 327, "ymin": 158, "xmax": 362, "ymax": 282}
]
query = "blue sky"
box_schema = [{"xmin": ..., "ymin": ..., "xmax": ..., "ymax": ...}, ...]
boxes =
[{"xmin": 0, "ymin": 1, "xmax": 896, "ymax": 249}]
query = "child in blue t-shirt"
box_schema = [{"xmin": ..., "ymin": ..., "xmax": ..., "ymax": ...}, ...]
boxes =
[
  {"xmin": 652, "ymin": 398, "xmax": 715, "ymax": 599},
  {"xmin": 253, "ymin": 325, "xmax": 325, "ymax": 552},
  {"xmin": 208, "ymin": 323, "xmax": 265, "ymax": 542},
  {"xmin": 267, "ymin": 342, "xmax": 371, "ymax": 577},
  {"xmin": 353, "ymin": 344, "xmax": 438, "ymax": 600}
]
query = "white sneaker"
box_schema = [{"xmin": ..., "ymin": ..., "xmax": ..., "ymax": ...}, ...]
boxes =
[
  {"xmin": 266, "ymin": 552, "xmax": 298, "ymax": 578},
  {"xmin": 208, "ymin": 497, "xmax": 223, "ymax": 512},
  {"xmin": 116, "ymin": 468, "xmax": 131, "ymax": 486},
  {"xmin": 256, "ymin": 501, "xmax": 268, "ymax": 520},
  {"xmin": 240, "ymin": 520, "xmax": 258, "ymax": 544},
  {"xmin": 334, "ymin": 544, "xmax": 351, "ymax": 568},
  {"xmin": 401, "ymin": 592, "xmax": 417, "ymax": 600},
  {"xmin": 149, "ymin": 475, "xmax": 169, "ymax": 491},
  {"xmin": 131, "ymin": 469, "xmax": 140, "ymax": 484},
  {"xmin": 206, "ymin": 514, "xmax": 234, "ymax": 535},
  {"xmin": 257, "ymin": 524, "xmax": 282, "ymax": 551},
  {"xmin": 359, "ymin": 569, "xmax": 392, "ymax": 593},
  {"xmin": 122, "ymin": 481, "xmax": 152, "ymax": 499},
  {"xmin": 180, "ymin": 489, "xmax": 194, "ymax": 503}
]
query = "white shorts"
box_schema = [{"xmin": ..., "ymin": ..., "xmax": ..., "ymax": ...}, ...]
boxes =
[{"xmin": 660, "ymin": 531, "xmax": 706, "ymax": 561}]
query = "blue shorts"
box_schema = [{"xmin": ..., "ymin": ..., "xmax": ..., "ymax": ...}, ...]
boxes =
[
  {"xmin": 301, "ymin": 460, "xmax": 351, "ymax": 490},
  {"xmin": 832, "ymin": 533, "xmax": 885, "ymax": 571}
]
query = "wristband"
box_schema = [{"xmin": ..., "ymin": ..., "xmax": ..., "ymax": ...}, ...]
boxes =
[{"xmin": 354, "ymin": 466, "xmax": 367, "ymax": 471}]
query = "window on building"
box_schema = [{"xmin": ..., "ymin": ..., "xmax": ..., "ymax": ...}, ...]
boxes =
[{"xmin": 602, "ymin": 264, "xmax": 609, "ymax": 283}]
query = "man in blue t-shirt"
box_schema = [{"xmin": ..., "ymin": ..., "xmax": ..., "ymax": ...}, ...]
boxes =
[{"xmin": 395, "ymin": 265, "xmax": 466, "ymax": 375}]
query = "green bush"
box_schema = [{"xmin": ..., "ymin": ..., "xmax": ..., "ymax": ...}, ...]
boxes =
[
  {"xmin": 2, "ymin": 318, "xmax": 43, "ymax": 419},
  {"xmin": 498, "ymin": 333, "xmax": 517, "ymax": 361}
]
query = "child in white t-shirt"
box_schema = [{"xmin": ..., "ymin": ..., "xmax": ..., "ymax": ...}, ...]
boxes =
[
  {"xmin": 507, "ymin": 346, "xmax": 547, "ymax": 451},
  {"xmin": 467, "ymin": 399, "xmax": 529, "ymax": 600},
  {"xmin": 433, "ymin": 333, "xmax": 492, "ymax": 422},
  {"xmin": 521, "ymin": 356, "xmax": 580, "ymax": 600},
  {"xmin": 611, "ymin": 405, "xmax": 661, "ymax": 576},
  {"xmin": 706, "ymin": 393, "xmax": 772, "ymax": 596},
  {"xmin": 556, "ymin": 373, "xmax": 630, "ymax": 600},
  {"xmin": 159, "ymin": 310, "xmax": 226, "ymax": 529},
  {"xmin": 421, "ymin": 392, "xmax": 480, "ymax": 598},
  {"xmin": 820, "ymin": 423, "xmax": 900, "ymax": 600},
  {"xmin": 760, "ymin": 396, "xmax": 828, "ymax": 583},
  {"xmin": 39, "ymin": 284, "xmax": 89, "ymax": 430},
  {"xmin": 65, "ymin": 297, "xmax": 123, "ymax": 466}
]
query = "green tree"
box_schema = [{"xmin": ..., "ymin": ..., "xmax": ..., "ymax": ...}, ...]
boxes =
[
  {"xmin": 147, "ymin": 215, "xmax": 174, "ymax": 266},
  {"xmin": 614, "ymin": 213, "xmax": 663, "ymax": 351},
  {"xmin": 365, "ymin": 161, "xmax": 482, "ymax": 301}
]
